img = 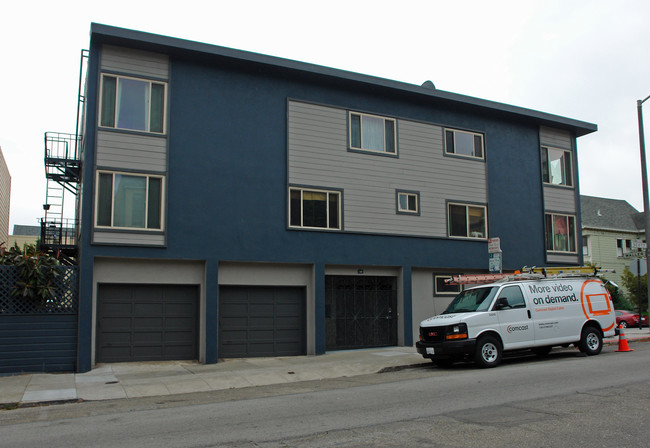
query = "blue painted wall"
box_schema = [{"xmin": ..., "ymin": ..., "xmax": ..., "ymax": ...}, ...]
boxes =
[{"xmin": 77, "ymin": 34, "xmax": 571, "ymax": 370}]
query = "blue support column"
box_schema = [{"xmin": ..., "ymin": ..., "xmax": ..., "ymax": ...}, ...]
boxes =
[
  {"xmin": 314, "ymin": 263, "xmax": 326, "ymax": 354},
  {"xmin": 205, "ymin": 260, "xmax": 218, "ymax": 363},
  {"xmin": 403, "ymin": 265, "xmax": 414, "ymax": 346}
]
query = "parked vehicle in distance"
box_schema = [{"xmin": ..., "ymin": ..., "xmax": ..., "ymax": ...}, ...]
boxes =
[
  {"xmin": 615, "ymin": 310, "xmax": 648, "ymax": 327},
  {"xmin": 416, "ymin": 270, "xmax": 616, "ymax": 368}
]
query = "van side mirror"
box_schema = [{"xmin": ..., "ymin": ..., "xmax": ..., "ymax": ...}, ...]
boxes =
[{"xmin": 494, "ymin": 297, "xmax": 509, "ymax": 310}]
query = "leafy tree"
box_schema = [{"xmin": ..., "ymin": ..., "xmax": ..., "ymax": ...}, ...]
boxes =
[
  {"xmin": 0, "ymin": 243, "xmax": 60, "ymax": 308},
  {"xmin": 620, "ymin": 267, "xmax": 647, "ymax": 314}
]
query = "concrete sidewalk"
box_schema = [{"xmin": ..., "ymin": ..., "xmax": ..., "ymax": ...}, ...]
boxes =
[{"xmin": 2, "ymin": 328, "xmax": 648, "ymax": 408}]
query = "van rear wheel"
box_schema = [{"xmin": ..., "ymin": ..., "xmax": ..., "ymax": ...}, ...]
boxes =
[
  {"xmin": 474, "ymin": 335, "xmax": 502, "ymax": 368},
  {"xmin": 578, "ymin": 326, "xmax": 602, "ymax": 356}
]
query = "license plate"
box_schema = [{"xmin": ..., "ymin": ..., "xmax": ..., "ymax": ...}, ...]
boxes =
[{"xmin": 426, "ymin": 347, "xmax": 435, "ymax": 355}]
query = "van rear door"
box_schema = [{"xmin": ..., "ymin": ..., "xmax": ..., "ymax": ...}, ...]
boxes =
[{"xmin": 493, "ymin": 285, "xmax": 535, "ymax": 349}]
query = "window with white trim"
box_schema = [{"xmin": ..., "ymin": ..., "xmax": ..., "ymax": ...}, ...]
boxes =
[
  {"xmin": 99, "ymin": 74, "xmax": 166, "ymax": 134},
  {"xmin": 289, "ymin": 187, "xmax": 341, "ymax": 230},
  {"xmin": 542, "ymin": 146, "xmax": 573, "ymax": 187},
  {"xmin": 349, "ymin": 112, "xmax": 396, "ymax": 154},
  {"xmin": 96, "ymin": 171, "xmax": 164, "ymax": 230},
  {"xmin": 545, "ymin": 213, "xmax": 576, "ymax": 253},
  {"xmin": 583, "ymin": 236, "xmax": 589, "ymax": 256},
  {"xmin": 445, "ymin": 129, "xmax": 484, "ymax": 159},
  {"xmin": 448, "ymin": 203, "xmax": 487, "ymax": 239},
  {"xmin": 397, "ymin": 191, "xmax": 419, "ymax": 214},
  {"xmin": 434, "ymin": 275, "xmax": 461, "ymax": 296},
  {"xmin": 616, "ymin": 238, "xmax": 632, "ymax": 257}
]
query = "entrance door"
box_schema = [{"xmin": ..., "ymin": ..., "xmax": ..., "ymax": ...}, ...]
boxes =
[{"xmin": 325, "ymin": 275, "xmax": 397, "ymax": 350}]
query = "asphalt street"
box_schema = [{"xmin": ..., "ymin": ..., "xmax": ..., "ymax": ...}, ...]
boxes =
[{"xmin": 1, "ymin": 342, "xmax": 649, "ymax": 447}]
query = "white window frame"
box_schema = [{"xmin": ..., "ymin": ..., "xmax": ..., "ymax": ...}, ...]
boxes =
[
  {"xmin": 94, "ymin": 171, "xmax": 165, "ymax": 231},
  {"xmin": 99, "ymin": 73, "xmax": 167, "ymax": 134},
  {"xmin": 397, "ymin": 191, "xmax": 419, "ymax": 215},
  {"xmin": 349, "ymin": 111, "xmax": 397, "ymax": 154},
  {"xmin": 542, "ymin": 146, "xmax": 573, "ymax": 187},
  {"xmin": 447, "ymin": 202, "xmax": 488, "ymax": 240},
  {"xmin": 616, "ymin": 238, "xmax": 632, "ymax": 257},
  {"xmin": 289, "ymin": 187, "xmax": 341, "ymax": 230},
  {"xmin": 545, "ymin": 213, "xmax": 577, "ymax": 253},
  {"xmin": 434, "ymin": 275, "xmax": 462, "ymax": 296},
  {"xmin": 583, "ymin": 235, "xmax": 590, "ymax": 256},
  {"xmin": 444, "ymin": 128, "xmax": 485, "ymax": 160}
]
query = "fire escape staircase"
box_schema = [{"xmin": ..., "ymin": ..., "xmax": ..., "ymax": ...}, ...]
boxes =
[{"xmin": 41, "ymin": 132, "xmax": 81, "ymax": 264}]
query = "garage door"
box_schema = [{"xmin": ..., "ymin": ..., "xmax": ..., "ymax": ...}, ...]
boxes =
[
  {"xmin": 96, "ymin": 284, "xmax": 199, "ymax": 363},
  {"xmin": 219, "ymin": 286, "xmax": 305, "ymax": 358}
]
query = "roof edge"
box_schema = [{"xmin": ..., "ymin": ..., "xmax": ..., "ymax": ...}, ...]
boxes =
[{"xmin": 89, "ymin": 23, "xmax": 598, "ymax": 137}]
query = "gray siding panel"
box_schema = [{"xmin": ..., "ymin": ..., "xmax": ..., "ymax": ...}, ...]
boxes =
[
  {"xmin": 288, "ymin": 101, "xmax": 487, "ymax": 237},
  {"xmin": 540, "ymin": 126, "xmax": 572, "ymax": 149},
  {"xmin": 96, "ymin": 130, "xmax": 167, "ymax": 172},
  {"xmin": 547, "ymin": 253, "xmax": 579, "ymax": 264},
  {"xmin": 93, "ymin": 231, "xmax": 165, "ymax": 246},
  {"xmin": 544, "ymin": 186, "xmax": 577, "ymax": 213},
  {"xmin": 101, "ymin": 45, "xmax": 169, "ymax": 80}
]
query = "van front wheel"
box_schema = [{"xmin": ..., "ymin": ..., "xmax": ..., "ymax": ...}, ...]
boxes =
[
  {"xmin": 579, "ymin": 326, "xmax": 602, "ymax": 356},
  {"xmin": 474, "ymin": 335, "xmax": 502, "ymax": 368}
]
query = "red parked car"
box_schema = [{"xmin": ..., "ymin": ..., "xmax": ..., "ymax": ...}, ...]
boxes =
[{"xmin": 615, "ymin": 310, "xmax": 648, "ymax": 328}]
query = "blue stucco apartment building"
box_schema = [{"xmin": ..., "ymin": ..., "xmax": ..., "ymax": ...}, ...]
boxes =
[{"xmin": 75, "ymin": 24, "xmax": 596, "ymax": 371}]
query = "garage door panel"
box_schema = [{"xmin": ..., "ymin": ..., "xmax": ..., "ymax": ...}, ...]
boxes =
[
  {"xmin": 219, "ymin": 286, "xmax": 305, "ymax": 358},
  {"xmin": 97, "ymin": 284, "xmax": 198, "ymax": 363}
]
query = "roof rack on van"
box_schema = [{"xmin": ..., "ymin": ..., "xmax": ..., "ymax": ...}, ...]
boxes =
[{"xmin": 445, "ymin": 266, "xmax": 614, "ymax": 285}]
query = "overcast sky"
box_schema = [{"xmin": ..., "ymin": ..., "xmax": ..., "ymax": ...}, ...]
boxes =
[{"xmin": 2, "ymin": 0, "xmax": 650, "ymax": 232}]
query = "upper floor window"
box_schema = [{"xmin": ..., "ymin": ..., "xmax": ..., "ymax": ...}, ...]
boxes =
[
  {"xmin": 397, "ymin": 191, "xmax": 419, "ymax": 215},
  {"xmin": 542, "ymin": 146, "xmax": 573, "ymax": 187},
  {"xmin": 100, "ymin": 74, "xmax": 166, "ymax": 134},
  {"xmin": 289, "ymin": 187, "xmax": 341, "ymax": 230},
  {"xmin": 96, "ymin": 171, "xmax": 164, "ymax": 230},
  {"xmin": 349, "ymin": 112, "xmax": 396, "ymax": 154},
  {"xmin": 617, "ymin": 238, "xmax": 632, "ymax": 257},
  {"xmin": 545, "ymin": 213, "xmax": 576, "ymax": 253},
  {"xmin": 448, "ymin": 202, "xmax": 487, "ymax": 239},
  {"xmin": 445, "ymin": 129, "xmax": 484, "ymax": 159},
  {"xmin": 583, "ymin": 236, "xmax": 590, "ymax": 256}
]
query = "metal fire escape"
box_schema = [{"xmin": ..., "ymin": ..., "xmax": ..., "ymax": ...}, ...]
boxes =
[{"xmin": 40, "ymin": 50, "xmax": 88, "ymax": 264}]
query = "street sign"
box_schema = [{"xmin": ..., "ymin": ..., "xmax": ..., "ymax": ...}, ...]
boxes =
[
  {"xmin": 488, "ymin": 237, "xmax": 501, "ymax": 254},
  {"xmin": 489, "ymin": 252, "xmax": 502, "ymax": 273},
  {"xmin": 632, "ymin": 240, "xmax": 647, "ymax": 249}
]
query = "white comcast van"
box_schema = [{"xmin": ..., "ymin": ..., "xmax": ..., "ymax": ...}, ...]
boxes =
[{"xmin": 416, "ymin": 273, "xmax": 616, "ymax": 368}]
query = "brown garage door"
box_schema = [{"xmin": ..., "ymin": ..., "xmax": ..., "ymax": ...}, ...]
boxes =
[
  {"xmin": 96, "ymin": 284, "xmax": 199, "ymax": 363},
  {"xmin": 219, "ymin": 286, "xmax": 306, "ymax": 358}
]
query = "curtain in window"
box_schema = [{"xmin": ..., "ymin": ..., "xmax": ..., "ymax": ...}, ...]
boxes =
[
  {"xmin": 113, "ymin": 174, "xmax": 146, "ymax": 228},
  {"xmin": 362, "ymin": 116, "xmax": 384, "ymax": 151},
  {"xmin": 468, "ymin": 206, "xmax": 485, "ymax": 238},
  {"xmin": 303, "ymin": 191, "xmax": 327, "ymax": 228},
  {"xmin": 116, "ymin": 78, "xmax": 149, "ymax": 131},
  {"xmin": 553, "ymin": 215, "xmax": 568, "ymax": 251},
  {"xmin": 100, "ymin": 76, "xmax": 116, "ymax": 128}
]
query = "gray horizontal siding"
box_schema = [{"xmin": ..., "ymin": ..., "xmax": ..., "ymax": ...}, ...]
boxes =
[
  {"xmin": 288, "ymin": 101, "xmax": 487, "ymax": 237},
  {"xmin": 0, "ymin": 315, "xmax": 77, "ymax": 374},
  {"xmin": 93, "ymin": 231, "xmax": 165, "ymax": 246},
  {"xmin": 96, "ymin": 130, "xmax": 167, "ymax": 172},
  {"xmin": 544, "ymin": 186, "xmax": 577, "ymax": 213},
  {"xmin": 101, "ymin": 45, "xmax": 169, "ymax": 80},
  {"xmin": 540, "ymin": 126, "xmax": 573, "ymax": 149}
]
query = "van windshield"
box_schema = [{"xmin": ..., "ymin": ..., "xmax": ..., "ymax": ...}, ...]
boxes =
[{"xmin": 442, "ymin": 287, "xmax": 498, "ymax": 314}]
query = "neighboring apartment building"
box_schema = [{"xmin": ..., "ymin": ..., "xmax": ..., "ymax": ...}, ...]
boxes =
[
  {"xmin": 0, "ymin": 146, "xmax": 10, "ymax": 247},
  {"xmin": 581, "ymin": 195, "xmax": 645, "ymax": 294},
  {"xmin": 8, "ymin": 225, "xmax": 40, "ymax": 249},
  {"xmin": 73, "ymin": 24, "xmax": 596, "ymax": 371}
]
